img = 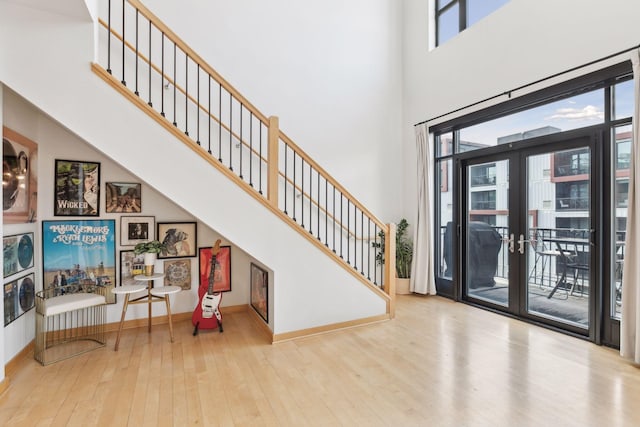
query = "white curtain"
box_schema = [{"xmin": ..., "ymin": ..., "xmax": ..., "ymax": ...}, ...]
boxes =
[
  {"xmin": 620, "ymin": 49, "xmax": 640, "ymax": 363},
  {"xmin": 410, "ymin": 123, "xmax": 437, "ymax": 295}
]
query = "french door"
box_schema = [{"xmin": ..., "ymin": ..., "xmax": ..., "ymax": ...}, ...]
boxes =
[{"xmin": 460, "ymin": 135, "xmax": 597, "ymax": 336}]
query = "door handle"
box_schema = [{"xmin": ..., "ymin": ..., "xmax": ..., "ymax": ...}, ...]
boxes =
[
  {"xmin": 503, "ymin": 233, "xmax": 515, "ymax": 253},
  {"xmin": 518, "ymin": 234, "xmax": 530, "ymax": 254}
]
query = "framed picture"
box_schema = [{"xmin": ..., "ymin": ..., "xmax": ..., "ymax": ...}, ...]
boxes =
[
  {"xmin": 120, "ymin": 250, "xmax": 145, "ymax": 286},
  {"xmin": 250, "ymin": 263, "xmax": 268, "ymax": 322},
  {"xmin": 120, "ymin": 216, "xmax": 155, "ymax": 246},
  {"xmin": 3, "ymin": 127, "xmax": 38, "ymax": 224},
  {"xmin": 3, "ymin": 232, "xmax": 34, "ymax": 278},
  {"xmin": 54, "ymin": 159, "xmax": 100, "ymax": 216},
  {"xmin": 105, "ymin": 182, "xmax": 142, "ymax": 213},
  {"xmin": 4, "ymin": 272, "xmax": 35, "ymax": 327},
  {"xmin": 42, "ymin": 220, "xmax": 116, "ymax": 304},
  {"xmin": 198, "ymin": 246, "xmax": 231, "ymax": 292},
  {"xmin": 164, "ymin": 259, "xmax": 192, "ymax": 290},
  {"xmin": 157, "ymin": 222, "xmax": 197, "ymax": 258}
]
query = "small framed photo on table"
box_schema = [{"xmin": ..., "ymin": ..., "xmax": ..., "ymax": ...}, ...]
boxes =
[{"xmin": 120, "ymin": 216, "xmax": 155, "ymax": 246}]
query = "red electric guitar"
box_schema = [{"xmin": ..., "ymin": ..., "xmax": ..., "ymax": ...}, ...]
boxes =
[{"xmin": 192, "ymin": 239, "xmax": 224, "ymax": 336}]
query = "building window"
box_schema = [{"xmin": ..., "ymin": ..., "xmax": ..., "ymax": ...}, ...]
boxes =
[
  {"xmin": 470, "ymin": 190, "xmax": 496, "ymax": 210},
  {"xmin": 470, "ymin": 163, "xmax": 496, "ymax": 186},
  {"xmin": 556, "ymin": 181, "xmax": 589, "ymax": 210},
  {"xmin": 436, "ymin": 0, "xmax": 510, "ymax": 46}
]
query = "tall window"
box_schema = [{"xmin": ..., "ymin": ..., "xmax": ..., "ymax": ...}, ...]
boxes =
[{"xmin": 436, "ymin": 0, "xmax": 510, "ymax": 46}]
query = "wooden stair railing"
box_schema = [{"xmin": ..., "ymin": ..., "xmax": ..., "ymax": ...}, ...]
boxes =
[{"xmin": 92, "ymin": 0, "xmax": 395, "ymax": 308}]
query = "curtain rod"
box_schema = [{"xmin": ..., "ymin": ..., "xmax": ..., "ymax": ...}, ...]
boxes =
[{"xmin": 415, "ymin": 43, "xmax": 640, "ymax": 127}]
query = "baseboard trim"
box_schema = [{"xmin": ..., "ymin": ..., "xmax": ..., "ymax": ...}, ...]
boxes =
[{"xmin": 272, "ymin": 314, "xmax": 390, "ymax": 343}]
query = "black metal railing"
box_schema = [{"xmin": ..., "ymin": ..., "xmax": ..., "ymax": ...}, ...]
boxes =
[{"xmin": 96, "ymin": 0, "xmax": 388, "ymax": 290}]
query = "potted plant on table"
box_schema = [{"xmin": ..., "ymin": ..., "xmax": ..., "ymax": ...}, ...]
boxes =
[
  {"xmin": 372, "ymin": 218, "xmax": 414, "ymax": 294},
  {"xmin": 133, "ymin": 240, "xmax": 165, "ymax": 276}
]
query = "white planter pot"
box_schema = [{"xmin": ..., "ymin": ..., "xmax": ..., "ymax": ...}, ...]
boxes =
[{"xmin": 143, "ymin": 252, "xmax": 157, "ymax": 275}]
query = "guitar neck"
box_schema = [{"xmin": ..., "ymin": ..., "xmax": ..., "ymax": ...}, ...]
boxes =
[{"xmin": 207, "ymin": 255, "xmax": 217, "ymax": 295}]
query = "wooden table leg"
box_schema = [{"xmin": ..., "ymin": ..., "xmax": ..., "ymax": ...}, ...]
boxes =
[
  {"xmin": 115, "ymin": 294, "xmax": 130, "ymax": 351},
  {"xmin": 164, "ymin": 296, "xmax": 174, "ymax": 342}
]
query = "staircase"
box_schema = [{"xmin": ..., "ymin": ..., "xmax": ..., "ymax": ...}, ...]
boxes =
[{"xmin": 0, "ymin": 0, "xmax": 395, "ymax": 339}]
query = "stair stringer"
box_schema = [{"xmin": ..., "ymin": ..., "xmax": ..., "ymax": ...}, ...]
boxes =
[{"xmin": 0, "ymin": 1, "xmax": 389, "ymax": 336}]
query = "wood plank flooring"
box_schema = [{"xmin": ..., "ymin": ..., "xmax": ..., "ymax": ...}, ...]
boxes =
[{"xmin": 1, "ymin": 295, "xmax": 640, "ymax": 426}]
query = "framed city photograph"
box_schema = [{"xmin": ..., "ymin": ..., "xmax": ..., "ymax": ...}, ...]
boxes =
[
  {"xmin": 250, "ymin": 263, "xmax": 268, "ymax": 322},
  {"xmin": 42, "ymin": 220, "xmax": 116, "ymax": 304},
  {"xmin": 3, "ymin": 232, "xmax": 34, "ymax": 278},
  {"xmin": 3, "ymin": 126, "xmax": 38, "ymax": 224},
  {"xmin": 120, "ymin": 250, "xmax": 145, "ymax": 286},
  {"xmin": 157, "ymin": 222, "xmax": 197, "ymax": 258},
  {"xmin": 105, "ymin": 182, "xmax": 142, "ymax": 213},
  {"xmin": 198, "ymin": 245, "xmax": 231, "ymax": 292},
  {"xmin": 120, "ymin": 216, "xmax": 155, "ymax": 246},
  {"xmin": 164, "ymin": 259, "xmax": 192, "ymax": 290},
  {"xmin": 54, "ymin": 159, "xmax": 100, "ymax": 216}
]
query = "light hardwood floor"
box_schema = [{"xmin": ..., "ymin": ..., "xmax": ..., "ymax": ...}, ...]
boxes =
[{"xmin": 1, "ymin": 295, "xmax": 639, "ymax": 426}]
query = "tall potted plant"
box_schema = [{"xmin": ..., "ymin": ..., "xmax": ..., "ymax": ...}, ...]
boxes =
[
  {"xmin": 134, "ymin": 240, "xmax": 165, "ymax": 276},
  {"xmin": 372, "ymin": 218, "xmax": 413, "ymax": 294}
]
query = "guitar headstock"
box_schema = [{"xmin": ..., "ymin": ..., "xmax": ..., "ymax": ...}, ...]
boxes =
[{"xmin": 211, "ymin": 239, "xmax": 222, "ymax": 257}]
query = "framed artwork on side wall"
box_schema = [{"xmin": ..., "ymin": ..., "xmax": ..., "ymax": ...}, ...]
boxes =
[
  {"xmin": 3, "ymin": 126, "xmax": 38, "ymax": 224},
  {"xmin": 250, "ymin": 263, "xmax": 268, "ymax": 323}
]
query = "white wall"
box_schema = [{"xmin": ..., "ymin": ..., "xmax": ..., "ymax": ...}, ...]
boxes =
[
  {"xmin": 141, "ymin": 0, "xmax": 405, "ymax": 223},
  {"xmin": 402, "ymin": 0, "xmax": 640, "ymax": 224},
  {"xmin": 2, "ymin": 87, "xmax": 265, "ymax": 361}
]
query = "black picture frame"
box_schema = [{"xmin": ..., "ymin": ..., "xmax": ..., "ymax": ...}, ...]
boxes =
[
  {"xmin": 120, "ymin": 216, "xmax": 155, "ymax": 246},
  {"xmin": 42, "ymin": 219, "xmax": 116, "ymax": 304},
  {"xmin": 250, "ymin": 263, "xmax": 268, "ymax": 322},
  {"xmin": 157, "ymin": 222, "xmax": 197, "ymax": 258},
  {"xmin": 54, "ymin": 159, "xmax": 100, "ymax": 216},
  {"xmin": 105, "ymin": 182, "xmax": 142, "ymax": 213},
  {"xmin": 3, "ymin": 232, "xmax": 34, "ymax": 278},
  {"xmin": 4, "ymin": 272, "xmax": 35, "ymax": 327}
]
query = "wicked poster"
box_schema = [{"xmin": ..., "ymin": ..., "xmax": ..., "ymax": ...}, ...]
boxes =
[
  {"xmin": 42, "ymin": 220, "xmax": 116, "ymax": 303},
  {"xmin": 54, "ymin": 160, "xmax": 100, "ymax": 216}
]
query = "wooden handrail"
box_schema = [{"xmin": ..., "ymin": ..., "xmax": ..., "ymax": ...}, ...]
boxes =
[{"xmin": 96, "ymin": 0, "xmax": 392, "ymax": 298}]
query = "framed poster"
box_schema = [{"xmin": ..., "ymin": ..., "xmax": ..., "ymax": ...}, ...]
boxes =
[
  {"xmin": 120, "ymin": 216, "xmax": 155, "ymax": 246},
  {"xmin": 105, "ymin": 182, "xmax": 142, "ymax": 213},
  {"xmin": 164, "ymin": 259, "xmax": 192, "ymax": 290},
  {"xmin": 120, "ymin": 250, "xmax": 145, "ymax": 286},
  {"xmin": 54, "ymin": 159, "xmax": 100, "ymax": 216},
  {"xmin": 3, "ymin": 127, "xmax": 38, "ymax": 224},
  {"xmin": 198, "ymin": 246, "xmax": 231, "ymax": 292},
  {"xmin": 42, "ymin": 220, "xmax": 116, "ymax": 304},
  {"xmin": 250, "ymin": 263, "xmax": 268, "ymax": 322},
  {"xmin": 3, "ymin": 232, "xmax": 34, "ymax": 278},
  {"xmin": 157, "ymin": 222, "xmax": 197, "ymax": 258},
  {"xmin": 3, "ymin": 273, "xmax": 35, "ymax": 327}
]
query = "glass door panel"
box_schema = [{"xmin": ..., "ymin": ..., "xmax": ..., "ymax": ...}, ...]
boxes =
[
  {"xmin": 465, "ymin": 159, "xmax": 510, "ymax": 306},
  {"xmin": 525, "ymin": 148, "xmax": 590, "ymax": 329}
]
